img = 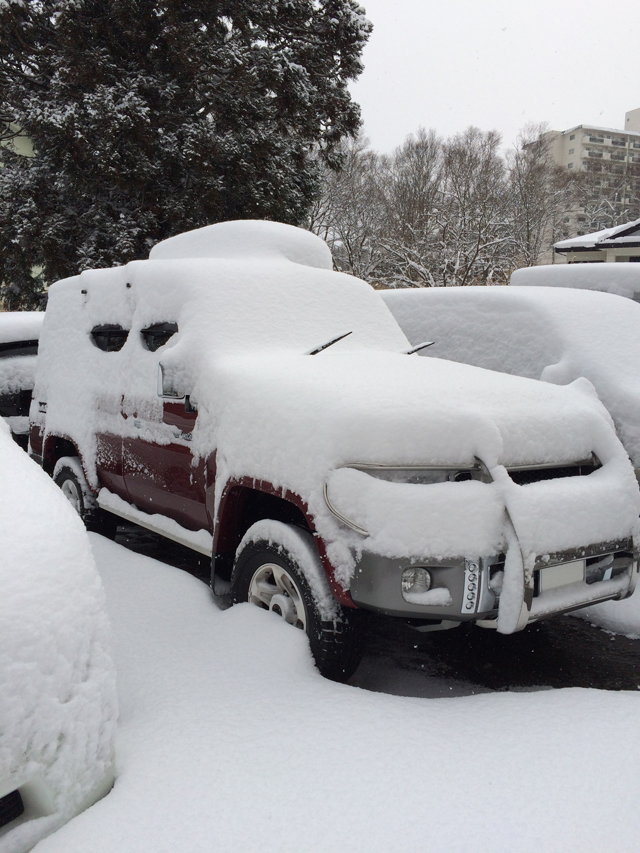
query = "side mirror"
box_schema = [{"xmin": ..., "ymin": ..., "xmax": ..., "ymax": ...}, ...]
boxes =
[{"xmin": 157, "ymin": 363, "xmax": 184, "ymax": 399}]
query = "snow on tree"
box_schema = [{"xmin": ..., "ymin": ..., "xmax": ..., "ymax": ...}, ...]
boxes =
[{"xmin": 0, "ymin": 0, "xmax": 371, "ymax": 308}]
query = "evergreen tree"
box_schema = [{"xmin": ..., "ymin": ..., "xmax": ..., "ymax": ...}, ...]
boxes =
[{"xmin": 0, "ymin": 0, "xmax": 371, "ymax": 307}]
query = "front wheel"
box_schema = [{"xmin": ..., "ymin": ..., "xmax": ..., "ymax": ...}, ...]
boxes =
[
  {"xmin": 53, "ymin": 457, "xmax": 117, "ymax": 539},
  {"xmin": 230, "ymin": 521, "xmax": 362, "ymax": 682}
]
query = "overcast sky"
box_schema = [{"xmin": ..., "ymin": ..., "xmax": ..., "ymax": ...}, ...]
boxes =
[{"xmin": 350, "ymin": 0, "xmax": 640, "ymax": 155}]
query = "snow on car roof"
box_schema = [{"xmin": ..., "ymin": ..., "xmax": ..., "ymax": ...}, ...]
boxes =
[
  {"xmin": 510, "ymin": 263, "xmax": 640, "ymax": 299},
  {"xmin": 149, "ymin": 219, "xmax": 334, "ymax": 270},
  {"xmin": 382, "ymin": 285, "xmax": 640, "ymax": 467},
  {"xmin": 0, "ymin": 310, "xmax": 44, "ymax": 345}
]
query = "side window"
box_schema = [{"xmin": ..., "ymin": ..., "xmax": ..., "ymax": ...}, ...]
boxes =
[
  {"xmin": 140, "ymin": 322, "xmax": 178, "ymax": 352},
  {"xmin": 0, "ymin": 340, "xmax": 39, "ymax": 358},
  {"xmin": 90, "ymin": 325, "xmax": 129, "ymax": 352}
]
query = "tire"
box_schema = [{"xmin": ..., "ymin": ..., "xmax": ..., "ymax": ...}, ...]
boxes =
[
  {"xmin": 230, "ymin": 522, "xmax": 362, "ymax": 683},
  {"xmin": 53, "ymin": 458, "xmax": 117, "ymax": 539}
]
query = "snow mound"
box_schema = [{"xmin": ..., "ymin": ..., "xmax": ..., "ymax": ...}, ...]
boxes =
[
  {"xmin": 149, "ymin": 220, "xmax": 333, "ymax": 270},
  {"xmin": 0, "ymin": 312, "xmax": 44, "ymax": 346},
  {"xmin": 510, "ymin": 263, "xmax": 640, "ymax": 300},
  {"xmin": 0, "ymin": 421, "xmax": 117, "ymax": 853}
]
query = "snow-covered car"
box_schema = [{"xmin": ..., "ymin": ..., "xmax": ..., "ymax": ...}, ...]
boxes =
[
  {"xmin": 29, "ymin": 221, "xmax": 640, "ymax": 681},
  {"xmin": 0, "ymin": 419, "xmax": 117, "ymax": 852},
  {"xmin": 510, "ymin": 261, "xmax": 640, "ymax": 302},
  {"xmin": 0, "ymin": 311, "xmax": 44, "ymax": 450},
  {"xmin": 381, "ymin": 285, "xmax": 640, "ymax": 478}
]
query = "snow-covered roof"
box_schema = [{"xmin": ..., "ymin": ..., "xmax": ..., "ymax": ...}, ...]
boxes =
[
  {"xmin": 0, "ymin": 311, "xmax": 44, "ymax": 345},
  {"xmin": 149, "ymin": 220, "xmax": 333, "ymax": 270},
  {"xmin": 554, "ymin": 218, "xmax": 640, "ymax": 251}
]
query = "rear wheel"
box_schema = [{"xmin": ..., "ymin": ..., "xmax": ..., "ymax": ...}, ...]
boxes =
[
  {"xmin": 53, "ymin": 458, "xmax": 117, "ymax": 539},
  {"xmin": 231, "ymin": 521, "xmax": 362, "ymax": 682}
]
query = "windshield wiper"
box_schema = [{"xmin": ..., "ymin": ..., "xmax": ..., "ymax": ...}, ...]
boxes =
[
  {"xmin": 405, "ymin": 341, "xmax": 434, "ymax": 355},
  {"xmin": 308, "ymin": 331, "xmax": 352, "ymax": 356}
]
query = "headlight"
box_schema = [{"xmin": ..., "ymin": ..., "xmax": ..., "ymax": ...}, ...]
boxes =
[
  {"xmin": 401, "ymin": 567, "xmax": 432, "ymax": 595},
  {"xmin": 347, "ymin": 463, "xmax": 484, "ymax": 485}
]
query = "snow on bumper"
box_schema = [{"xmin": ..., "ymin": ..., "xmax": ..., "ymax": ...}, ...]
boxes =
[{"xmin": 325, "ymin": 460, "xmax": 640, "ymax": 633}]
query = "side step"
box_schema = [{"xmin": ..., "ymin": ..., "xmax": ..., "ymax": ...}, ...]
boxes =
[{"xmin": 97, "ymin": 489, "xmax": 213, "ymax": 556}]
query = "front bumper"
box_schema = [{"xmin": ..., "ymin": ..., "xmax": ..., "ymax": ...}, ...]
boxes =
[{"xmin": 349, "ymin": 539, "xmax": 637, "ymax": 631}]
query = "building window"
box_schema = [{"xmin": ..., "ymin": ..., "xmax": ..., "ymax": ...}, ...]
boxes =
[
  {"xmin": 569, "ymin": 134, "xmax": 575, "ymax": 140},
  {"xmin": 568, "ymin": 162, "xmax": 573, "ymax": 168},
  {"xmin": 568, "ymin": 148, "xmax": 574, "ymax": 155}
]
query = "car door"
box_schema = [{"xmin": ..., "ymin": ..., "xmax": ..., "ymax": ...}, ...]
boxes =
[
  {"xmin": 121, "ymin": 323, "xmax": 210, "ymax": 532},
  {"xmin": 122, "ymin": 395, "xmax": 209, "ymax": 532}
]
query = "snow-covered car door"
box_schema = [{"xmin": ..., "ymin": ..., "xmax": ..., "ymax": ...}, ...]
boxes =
[{"xmin": 120, "ymin": 328, "xmax": 209, "ymax": 532}]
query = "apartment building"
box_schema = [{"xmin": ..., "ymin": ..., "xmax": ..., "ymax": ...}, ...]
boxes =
[{"xmin": 544, "ymin": 109, "xmax": 640, "ymax": 241}]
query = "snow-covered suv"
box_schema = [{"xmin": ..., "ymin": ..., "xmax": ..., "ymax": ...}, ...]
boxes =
[{"xmin": 30, "ymin": 221, "xmax": 640, "ymax": 680}]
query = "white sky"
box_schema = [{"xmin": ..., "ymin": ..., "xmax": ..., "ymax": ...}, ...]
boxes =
[{"xmin": 350, "ymin": 0, "xmax": 640, "ymax": 155}]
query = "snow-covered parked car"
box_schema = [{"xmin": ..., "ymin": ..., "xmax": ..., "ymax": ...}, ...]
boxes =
[
  {"xmin": 510, "ymin": 261, "xmax": 640, "ymax": 302},
  {"xmin": 381, "ymin": 285, "xmax": 640, "ymax": 478},
  {"xmin": 0, "ymin": 312, "xmax": 44, "ymax": 450},
  {"xmin": 29, "ymin": 221, "xmax": 640, "ymax": 681},
  {"xmin": 0, "ymin": 419, "xmax": 116, "ymax": 852}
]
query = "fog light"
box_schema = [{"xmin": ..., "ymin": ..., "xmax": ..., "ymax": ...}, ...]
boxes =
[{"xmin": 402, "ymin": 567, "xmax": 432, "ymax": 595}]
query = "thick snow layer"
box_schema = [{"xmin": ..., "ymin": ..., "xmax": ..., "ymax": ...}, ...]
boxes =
[
  {"xmin": 0, "ymin": 355, "xmax": 36, "ymax": 396},
  {"xmin": 381, "ymin": 286, "xmax": 640, "ymax": 468},
  {"xmin": 0, "ymin": 312, "xmax": 43, "ymax": 346},
  {"xmin": 32, "ymin": 535, "xmax": 640, "ymax": 853},
  {"xmin": 510, "ymin": 262, "xmax": 640, "ymax": 299},
  {"xmin": 0, "ymin": 423, "xmax": 117, "ymax": 853},
  {"xmin": 149, "ymin": 220, "xmax": 333, "ymax": 270},
  {"xmin": 326, "ymin": 467, "xmax": 506, "ymax": 558}
]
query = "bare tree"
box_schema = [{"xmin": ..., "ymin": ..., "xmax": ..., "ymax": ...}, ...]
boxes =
[
  {"xmin": 308, "ymin": 135, "xmax": 388, "ymax": 282},
  {"xmin": 312, "ymin": 120, "xmax": 632, "ymax": 289},
  {"xmin": 506, "ymin": 123, "xmax": 575, "ymax": 266}
]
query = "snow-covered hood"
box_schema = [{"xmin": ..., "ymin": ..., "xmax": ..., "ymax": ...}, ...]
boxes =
[{"xmin": 199, "ymin": 350, "xmax": 618, "ymax": 480}]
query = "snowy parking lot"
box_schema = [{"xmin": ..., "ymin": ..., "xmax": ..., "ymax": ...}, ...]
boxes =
[{"xmin": 32, "ymin": 533, "xmax": 640, "ymax": 853}]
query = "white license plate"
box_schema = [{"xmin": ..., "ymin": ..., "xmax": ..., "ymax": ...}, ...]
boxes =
[{"xmin": 539, "ymin": 559, "xmax": 585, "ymax": 593}]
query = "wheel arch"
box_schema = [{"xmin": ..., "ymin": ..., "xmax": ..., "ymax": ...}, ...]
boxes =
[
  {"xmin": 212, "ymin": 480, "xmax": 355, "ymax": 608},
  {"xmin": 42, "ymin": 435, "xmax": 81, "ymax": 477}
]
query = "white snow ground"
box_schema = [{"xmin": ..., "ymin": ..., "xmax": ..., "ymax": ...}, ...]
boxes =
[{"xmin": 33, "ymin": 534, "xmax": 640, "ymax": 853}]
